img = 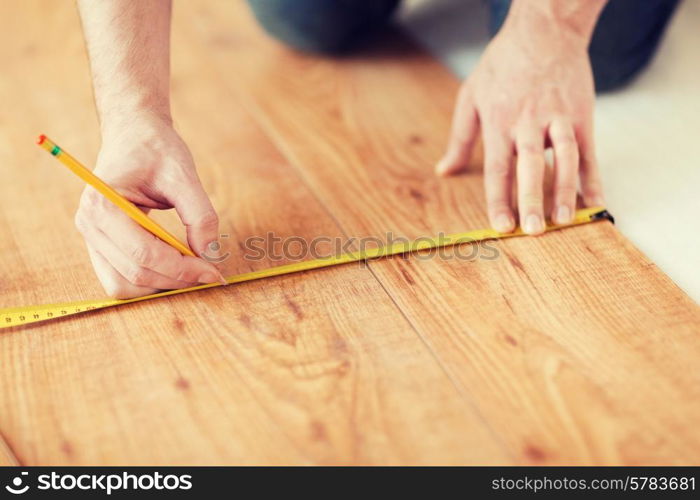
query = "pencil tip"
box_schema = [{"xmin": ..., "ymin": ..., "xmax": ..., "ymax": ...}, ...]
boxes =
[{"xmin": 37, "ymin": 134, "xmax": 46, "ymax": 145}]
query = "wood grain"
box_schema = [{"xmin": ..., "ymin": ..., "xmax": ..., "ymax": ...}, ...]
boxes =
[
  {"xmin": 190, "ymin": 0, "xmax": 700, "ymax": 464},
  {"xmin": 0, "ymin": 1, "xmax": 505, "ymax": 465},
  {"xmin": 0, "ymin": 434, "xmax": 19, "ymax": 466},
  {"xmin": 1, "ymin": 0, "xmax": 698, "ymax": 466}
]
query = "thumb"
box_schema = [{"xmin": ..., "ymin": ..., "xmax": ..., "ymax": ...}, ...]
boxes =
[
  {"xmin": 172, "ymin": 178, "xmax": 220, "ymax": 258},
  {"xmin": 436, "ymin": 84, "xmax": 479, "ymax": 176}
]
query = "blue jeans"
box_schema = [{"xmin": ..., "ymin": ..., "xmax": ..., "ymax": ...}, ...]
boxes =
[{"xmin": 246, "ymin": 0, "xmax": 680, "ymax": 92}]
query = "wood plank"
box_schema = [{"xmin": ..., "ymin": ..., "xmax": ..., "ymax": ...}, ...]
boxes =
[
  {"xmin": 192, "ymin": 0, "xmax": 700, "ymax": 464},
  {"xmin": 0, "ymin": 1, "xmax": 506, "ymax": 465},
  {"xmin": 0, "ymin": 434, "xmax": 19, "ymax": 466}
]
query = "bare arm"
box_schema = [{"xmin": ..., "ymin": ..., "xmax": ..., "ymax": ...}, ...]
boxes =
[
  {"xmin": 78, "ymin": 0, "xmax": 172, "ymax": 131},
  {"xmin": 437, "ymin": 0, "xmax": 608, "ymax": 234},
  {"xmin": 77, "ymin": 0, "xmax": 224, "ymax": 298}
]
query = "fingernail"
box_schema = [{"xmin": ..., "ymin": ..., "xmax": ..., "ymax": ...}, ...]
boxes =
[
  {"xmin": 523, "ymin": 214, "xmax": 544, "ymax": 234},
  {"xmin": 495, "ymin": 213, "xmax": 514, "ymax": 233},
  {"xmin": 555, "ymin": 205, "xmax": 572, "ymax": 224},
  {"xmin": 197, "ymin": 272, "xmax": 221, "ymax": 284},
  {"xmin": 592, "ymin": 196, "xmax": 606, "ymax": 207},
  {"xmin": 216, "ymin": 271, "xmax": 228, "ymax": 285},
  {"xmin": 435, "ymin": 159, "xmax": 448, "ymax": 175}
]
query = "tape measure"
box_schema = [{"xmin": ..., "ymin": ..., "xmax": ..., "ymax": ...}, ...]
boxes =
[{"xmin": 0, "ymin": 207, "xmax": 613, "ymax": 330}]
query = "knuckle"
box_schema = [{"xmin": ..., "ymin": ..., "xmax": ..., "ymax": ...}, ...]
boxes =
[
  {"xmin": 124, "ymin": 266, "xmax": 150, "ymax": 287},
  {"xmin": 102, "ymin": 283, "xmax": 120, "ymax": 299},
  {"xmin": 174, "ymin": 272, "xmax": 190, "ymax": 284},
  {"xmin": 551, "ymin": 132, "xmax": 577, "ymax": 147},
  {"xmin": 522, "ymin": 107, "xmax": 539, "ymax": 121},
  {"xmin": 80, "ymin": 188, "xmax": 104, "ymax": 212},
  {"xmin": 487, "ymin": 199, "xmax": 510, "ymax": 213},
  {"xmin": 174, "ymin": 267, "xmax": 196, "ymax": 283},
  {"xmin": 589, "ymin": 178, "xmax": 603, "ymax": 190},
  {"xmin": 196, "ymin": 210, "xmax": 219, "ymax": 229},
  {"xmin": 129, "ymin": 244, "xmax": 154, "ymax": 267},
  {"xmin": 74, "ymin": 211, "xmax": 89, "ymax": 234},
  {"xmin": 555, "ymin": 143, "xmax": 579, "ymax": 161},
  {"xmin": 518, "ymin": 142, "xmax": 541, "ymax": 156},
  {"xmin": 486, "ymin": 106, "xmax": 508, "ymax": 126},
  {"xmin": 580, "ymin": 151, "xmax": 598, "ymax": 168},
  {"xmin": 486, "ymin": 161, "xmax": 510, "ymax": 178},
  {"xmin": 556, "ymin": 185, "xmax": 578, "ymax": 199},
  {"xmin": 168, "ymin": 163, "xmax": 198, "ymax": 186},
  {"xmin": 582, "ymin": 172, "xmax": 603, "ymax": 187},
  {"xmin": 521, "ymin": 98, "xmax": 540, "ymax": 115},
  {"xmin": 102, "ymin": 280, "xmax": 130, "ymax": 300},
  {"xmin": 520, "ymin": 193, "xmax": 543, "ymax": 207},
  {"xmin": 582, "ymin": 182, "xmax": 603, "ymax": 197}
]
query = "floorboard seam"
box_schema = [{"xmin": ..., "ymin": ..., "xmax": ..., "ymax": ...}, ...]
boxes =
[
  {"xmin": 206, "ymin": 47, "xmax": 516, "ymax": 462},
  {"xmin": 0, "ymin": 429, "xmax": 23, "ymax": 466},
  {"xmin": 363, "ymin": 260, "xmax": 516, "ymax": 462}
]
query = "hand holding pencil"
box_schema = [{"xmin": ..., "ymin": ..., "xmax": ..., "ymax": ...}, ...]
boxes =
[{"xmin": 39, "ymin": 119, "xmax": 226, "ymax": 299}]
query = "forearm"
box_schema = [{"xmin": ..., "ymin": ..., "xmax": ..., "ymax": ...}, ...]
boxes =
[
  {"xmin": 77, "ymin": 0, "xmax": 173, "ymax": 134},
  {"xmin": 503, "ymin": 0, "xmax": 608, "ymax": 45}
]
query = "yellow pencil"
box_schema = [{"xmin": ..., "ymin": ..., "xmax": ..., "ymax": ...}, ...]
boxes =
[{"xmin": 37, "ymin": 134, "xmax": 195, "ymax": 257}]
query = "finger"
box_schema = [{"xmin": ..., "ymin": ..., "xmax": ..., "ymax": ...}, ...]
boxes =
[
  {"xmin": 516, "ymin": 124, "xmax": 546, "ymax": 235},
  {"xmin": 577, "ymin": 120, "xmax": 605, "ymax": 207},
  {"xmin": 482, "ymin": 124, "xmax": 515, "ymax": 233},
  {"xmin": 89, "ymin": 204, "xmax": 224, "ymax": 284},
  {"xmin": 549, "ymin": 118, "xmax": 579, "ymax": 224},
  {"xmin": 84, "ymin": 224, "xmax": 199, "ymax": 291},
  {"xmin": 86, "ymin": 245, "xmax": 159, "ymax": 299},
  {"xmin": 436, "ymin": 84, "xmax": 479, "ymax": 176},
  {"xmin": 171, "ymin": 177, "xmax": 221, "ymax": 257}
]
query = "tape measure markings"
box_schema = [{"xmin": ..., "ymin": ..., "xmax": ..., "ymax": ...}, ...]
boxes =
[{"xmin": 1, "ymin": 207, "xmax": 612, "ymax": 329}]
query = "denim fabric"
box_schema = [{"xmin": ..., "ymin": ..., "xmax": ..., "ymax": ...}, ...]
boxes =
[
  {"xmin": 247, "ymin": 0, "xmax": 401, "ymax": 54},
  {"xmin": 247, "ymin": 0, "xmax": 680, "ymax": 92}
]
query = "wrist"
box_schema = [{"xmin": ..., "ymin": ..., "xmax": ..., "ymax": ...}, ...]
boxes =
[
  {"xmin": 502, "ymin": 0, "xmax": 607, "ymax": 47},
  {"xmin": 99, "ymin": 105, "xmax": 173, "ymax": 138}
]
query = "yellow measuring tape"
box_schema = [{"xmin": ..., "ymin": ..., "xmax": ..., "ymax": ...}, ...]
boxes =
[{"xmin": 0, "ymin": 207, "xmax": 612, "ymax": 330}]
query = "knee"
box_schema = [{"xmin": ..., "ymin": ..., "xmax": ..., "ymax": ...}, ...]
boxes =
[
  {"xmin": 590, "ymin": 53, "xmax": 652, "ymax": 93},
  {"xmin": 589, "ymin": 0, "xmax": 680, "ymax": 92},
  {"xmin": 247, "ymin": 0, "xmax": 400, "ymax": 55},
  {"xmin": 589, "ymin": 16, "xmax": 668, "ymax": 92}
]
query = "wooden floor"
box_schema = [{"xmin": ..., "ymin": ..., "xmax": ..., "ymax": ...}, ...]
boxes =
[{"xmin": 1, "ymin": 0, "xmax": 699, "ymax": 465}]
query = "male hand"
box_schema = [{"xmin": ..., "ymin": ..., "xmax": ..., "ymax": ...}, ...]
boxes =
[
  {"xmin": 75, "ymin": 114, "xmax": 225, "ymax": 298},
  {"xmin": 436, "ymin": 8, "xmax": 605, "ymax": 234}
]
